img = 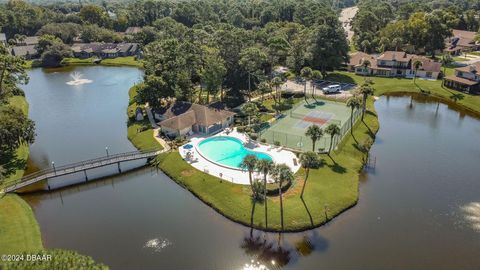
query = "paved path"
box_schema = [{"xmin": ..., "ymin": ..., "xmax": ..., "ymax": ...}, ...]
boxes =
[{"xmin": 145, "ymin": 106, "xmax": 171, "ymax": 151}]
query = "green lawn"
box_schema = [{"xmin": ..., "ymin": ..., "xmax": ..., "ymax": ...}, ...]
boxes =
[
  {"xmin": 155, "ymin": 98, "xmax": 377, "ymax": 231},
  {"xmin": 62, "ymin": 57, "xmax": 143, "ymax": 68},
  {"xmin": 0, "ymin": 194, "xmax": 43, "ymax": 254},
  {"xmin": 129, "ymin": 69, "xmax": 480, "ymax": 232},
  {"xmin": 127, "ymin": 85, "xmax": 162, "ymax": 151},
  {"xmin": 1, "ymin": 96, "xmax": 30, "ymax": 188}
]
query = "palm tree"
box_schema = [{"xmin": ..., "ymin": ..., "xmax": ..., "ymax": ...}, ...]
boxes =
[
  {"xmin": 311, "ymin": 70, "xmax": 322, "ymax": 97},
  {"xmin": 361, "ymin": 40, "xmax": 370, "ymax": 53},
  {"xmin": 256, "ymin": 159, "xmax": 274, "ymax": 229},
  {"xmin": 300, "ymin": 67, "xmax": 312, "ymax": 97},
  {"xmin": 325, "ymin": 123, "xmax": 340, "ymax": 154},
  {"xmin": 242, "ymin": 102, "xmax": 258, "ymax": 127},
  {"xmin": 358, "ymin": 83, "xmax": 374, "ymax": 121},
  {"xmin": 299, "ymin": 152, "xmax": 319, "ymax": 198},
  {"xmin": 271, "ymin": 164, "xmax": 294, "ymax": 230},
  {"xmin": 271, "ymin": 76, "xmax": 283, "ymax": 113},
  {"xmin": 412, "ymin": 59, "xmax": 423, "ymax": 84},
  {"xmin": 257, "ymin": 81, "xmax": 271, "ymax": 102},
  {"xmin": 440, "ymin": 54, "xmax": 453, "ymax": 86},
  {"xmin": 305, "ymin": 124, "xmax": 323, "ymax": 152},
  {"xmin": 241, "ymin": 154, "xmax": 258, "ymax": 193},
  {"xmin": 346, "ymin": 96, "xmax": 361, "ymax": 133},
  {"xmin": 361, "ymin": 58, "xmax": 371, "ymax": 79}
]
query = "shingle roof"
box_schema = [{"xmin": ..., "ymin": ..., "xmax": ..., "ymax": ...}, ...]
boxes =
[
  {"xmin": 455, "ymin": 62, "xmax": 480, "ymax": 74},
  {"xmin": 444, "ymin": 75, "xmax": 479, "ymax": 86},
  {"xmin": 125, "ymin": 27, "xmax": 142, "ymax": 34},
  {"xmin": 12, "ymin": 45, "xmax": 38, "ymax": 57},
  {"xmin": 412, "ymin": 56, "xmax": 441, "ymax": 73},
  {"xmin": 71, "ymin": 42, "xmax": 138, "ymax": 54},
  {"xmin": 158, "ymin": 102, "xmax": 235, "ymax": 131},
  {"xmin": 377, "ymin": 51, "xmax": 412, "ymax": 62},
  {"xmin": 16, "ymin": 36, "xmax": 39, "ymax": 45}
]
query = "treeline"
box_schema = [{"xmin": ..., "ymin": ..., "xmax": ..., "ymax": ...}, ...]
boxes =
[
  {"xmin": 136, "ymin": 8, "xmax": 349, "ymax": 108},
  {"xmin": 0, "ymin": 44, "xmax": 35, "ymax": 183},
  {"xmin": 352, "ymin": 0, "xmax": 480, "ymax": 55}
]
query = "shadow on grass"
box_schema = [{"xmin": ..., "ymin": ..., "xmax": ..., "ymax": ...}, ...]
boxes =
[
  {"xmin": 325, "ymin": 73, "xmax": 356, "ymax": 84},
  {"xmin": 327, "ymin": 161, "xmax": 347, "ymax": 174},
  {"xmin": 0, "ymin": 145, "xmax": 27, "ymax": 179},
  {"xmin": 300, "ymin": 197, "xmax": 314, "ymax": 226}
]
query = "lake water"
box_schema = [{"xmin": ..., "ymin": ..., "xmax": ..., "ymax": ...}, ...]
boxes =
[{"xmin": 21, "ymin": 67, "xmax": 480, "ymax": 270}]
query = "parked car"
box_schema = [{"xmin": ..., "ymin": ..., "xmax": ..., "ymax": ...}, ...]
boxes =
[{"xmin": 322, "ymin": 84, "xmax": 341, "ymax": 94}]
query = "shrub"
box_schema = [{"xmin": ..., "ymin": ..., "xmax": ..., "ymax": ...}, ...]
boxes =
[
  {"xmin": 274, "ymin": 141, "xmax": 281, "ymax": 146},
  {"xmin": 249, "ymin": 133, "xmax": 258, "ymax": 140},
  {"xmin": 237, "ymin": 126, "xmax": 245, "ymax": 133},
  {"xmin": 260, "ymin": 138, "xmax": 266, "ymax": 143}
]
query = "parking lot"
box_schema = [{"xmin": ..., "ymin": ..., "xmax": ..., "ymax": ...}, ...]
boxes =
[{"xmin": 281, "ymin": 79, "xmax": 355, "ymax": 100}]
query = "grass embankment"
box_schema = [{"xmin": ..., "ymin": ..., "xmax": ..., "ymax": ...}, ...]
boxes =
[
  {"xmin": 62, "ymin": 56, "xmax": 143, "ymax": 68},
  {"xmin": 130, "ymin": 69, "xmax": 480, "ymax": 232},
  {"xmin": 0, "ymin": 96, "xmax": 43, "ymax": 254},
  {"xmin": 127, "ymin": 84, "xmax": 162, "ymax": 151},
  {"xmin": 0, "ymin": 194, "xmax": 42, "ymax": 253},
  {"xmin": 153, "ymin": 98, "xmax": 378, "ymax": 231}
]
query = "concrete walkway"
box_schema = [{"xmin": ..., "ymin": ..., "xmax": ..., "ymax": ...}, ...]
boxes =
[
  {"xmin": 179, "ymin": 129, "xmax": 301, "ymax": 185},
  {"xmin": 145, "ymin": 106, "xmax": 171, "ymax": 151}
]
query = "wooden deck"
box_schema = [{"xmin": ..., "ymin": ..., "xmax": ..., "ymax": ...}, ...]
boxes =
[{"xmin": 3, "ymin": 148, "xmax": 163, "ymax": 193}]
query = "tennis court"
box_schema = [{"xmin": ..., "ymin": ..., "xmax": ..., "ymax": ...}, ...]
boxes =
[{"xmin": 259, "ymin": 99, "xmax": 358, "ymax": 152}]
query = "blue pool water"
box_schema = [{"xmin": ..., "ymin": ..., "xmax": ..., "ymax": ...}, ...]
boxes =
[{"xmin": 197, "ymin": 136, "xmax": 272, "ymax": 169}]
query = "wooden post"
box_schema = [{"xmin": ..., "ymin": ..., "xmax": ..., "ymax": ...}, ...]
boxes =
[
  {"xmin": 117, "ymin": 162, "xmax": 121, "ymax": 173},
  {"xmin": 84, "ymin": 170, "xmax": 88, "ymax": 182}
]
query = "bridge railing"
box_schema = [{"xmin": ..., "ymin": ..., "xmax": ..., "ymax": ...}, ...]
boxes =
[{"xmin": 7, "ymin": 147, "xmax": 162, "ymax": 189}]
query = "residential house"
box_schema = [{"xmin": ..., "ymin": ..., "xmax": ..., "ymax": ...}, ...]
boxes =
[
  {"xmin": 11, "ymin": 45, "xmax": 39, "ymax": 59},
  {"xmin": 155, "ymin": 102, "xmax": 235, "ymax": 138},
  {"xmin": 71, "ymin": 43, "xmax": 139, "ymax": 59},
  {"xmin": 0, "ymin": 33, "xmax": 6, "ymax": 44},
  {"xmin": 125, "ymin": 27, "xmax": 142, "ymax": 35},
  {"xmin": 444, "ymin": 62, "xmax": 480, "ymax": 94},
  {"xmin": 16, "ymin": 36, "xmax": 39, "ymax": 46},
  {"xmin": 347, "ymin": 51, "xmax": 441, "ymax": 80},
  {"xmin": 444, "ymin": 29, "xmax": 480, "ymax": 56}
]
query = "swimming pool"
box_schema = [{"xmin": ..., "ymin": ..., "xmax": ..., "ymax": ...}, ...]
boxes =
[{"xmin": 197, "ymin": 136, "xmax": 273, "ymax": 169}]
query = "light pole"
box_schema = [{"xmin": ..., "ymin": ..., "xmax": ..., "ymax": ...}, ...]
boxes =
[
  {"xmin": 52, "ymin": 161, "xmax": 56, "ymax": 174},
  {"xmin": 105, "ymin": 146, "xmax": 109, "ymax": 157}
]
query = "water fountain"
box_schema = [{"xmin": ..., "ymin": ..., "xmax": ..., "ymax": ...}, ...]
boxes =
[
  {"xmin": 462, "ymin": 202, "xmax": 480, "ymax": 231},
  {"xmin": 66, "ymin": 71, "xmax": 93, "ymax": 86}
]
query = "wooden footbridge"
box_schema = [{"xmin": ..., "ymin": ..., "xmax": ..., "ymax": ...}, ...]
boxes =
[{"xmin": 3, "ymin": 148, "xmax": 163, "ymax": 193}]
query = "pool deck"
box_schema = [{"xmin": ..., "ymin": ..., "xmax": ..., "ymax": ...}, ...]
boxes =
[{"xmin": 179, "ymin": 129, "xmax": 301, "ymax": 185}]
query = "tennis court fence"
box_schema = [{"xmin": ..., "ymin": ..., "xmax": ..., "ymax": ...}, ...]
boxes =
[{"xmin": 259, "ymin": 107, "xmax": 363, "ymax": 152}]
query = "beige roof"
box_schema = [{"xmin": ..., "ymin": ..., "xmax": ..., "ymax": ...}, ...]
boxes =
[
  {"xmin": 446, "ymin": 29, "xmax": 478, "ymax": 49},
  {"xmin": 348, "ymin": 52, "xmax": 377, "ymax": 67},
  {"xmin": 455, "ymin": 62, "xmax": 480, "ymax": 74},
  {"xmin": 444, "ymin": 75, "xmax": 479, "ymax": 86},
  {"xmin": 158, "ymin": 102, "xmax": 235, "ymax": 131},
  {"xmin": 377, "ymin": 51, "xmax": 412, "ymax": 62},
  {"xmin": 412, "ymin": 56, "xmax": 441, "ymax": 73}
]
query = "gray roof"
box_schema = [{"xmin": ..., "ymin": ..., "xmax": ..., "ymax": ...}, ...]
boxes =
[
  {"xmin": 12, "ymin": 45, "xmax": 38, "ymax": 57},
  {"xmin": 125, "ymin": 27, "xmax": 142, "ymax": 34},
  {"xmin": 16, "ymin": 36, "xmax": 39, "ymax": 45},
  {"xmin": 72, "ymin": 42, "xmax": 138, "ymax": 54},
  {"xmin": 0, "ymin": 33, "xmax": 6, "ymax": 42}
]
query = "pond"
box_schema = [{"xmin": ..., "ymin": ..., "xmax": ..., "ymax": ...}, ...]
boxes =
[{"xmin": 21, "ymin": 67, "xmax": 480, "ymax": 270}]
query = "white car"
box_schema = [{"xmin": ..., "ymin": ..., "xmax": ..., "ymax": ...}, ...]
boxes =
[{"xmin": 322, "ymin": 84, "xmax": 341, "ymax": 94}]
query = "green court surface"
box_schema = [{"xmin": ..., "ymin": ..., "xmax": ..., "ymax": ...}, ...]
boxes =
[{"xmin": 260, "ymin": 99, "xmax": 359, "ymax": 152}]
